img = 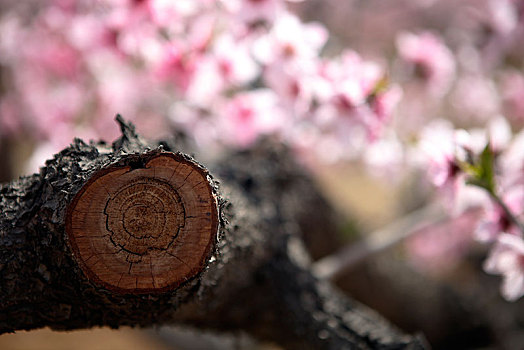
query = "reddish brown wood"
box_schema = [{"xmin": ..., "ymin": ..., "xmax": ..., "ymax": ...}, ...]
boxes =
[{"xmin": 66, "ymin": 152, "xmax": 219, "ymax": 294}]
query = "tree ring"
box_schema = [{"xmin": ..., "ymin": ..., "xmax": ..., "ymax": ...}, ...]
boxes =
[{"xmin": 66, "ymin": 152, "xmax": 219, "ymax": 294}]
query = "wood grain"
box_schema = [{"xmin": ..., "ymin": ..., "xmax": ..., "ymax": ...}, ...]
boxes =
[{"xmin": 65, "ymin": 152, "xmax": 218, "ymax": 294}]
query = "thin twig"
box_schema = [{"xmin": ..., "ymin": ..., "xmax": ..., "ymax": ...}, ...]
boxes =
[{"xmin": 312, "ymin": 204, "xmax": 448, "ymax": 280}]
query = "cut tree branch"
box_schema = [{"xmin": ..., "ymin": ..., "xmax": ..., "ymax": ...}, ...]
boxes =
[{"xmin": 0, "ymin": 117, "xmax": 428, "ymax": 349}]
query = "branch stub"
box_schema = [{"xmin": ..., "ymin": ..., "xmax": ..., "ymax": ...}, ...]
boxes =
[{"xmin": 66, "ymin": 152, "xmax": 218, "ymax": 294}]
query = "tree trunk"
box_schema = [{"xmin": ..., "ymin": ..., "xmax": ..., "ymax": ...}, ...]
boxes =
[{"xmin": 0, "ymin": 117, "xmax": 428, "ymax": 349}]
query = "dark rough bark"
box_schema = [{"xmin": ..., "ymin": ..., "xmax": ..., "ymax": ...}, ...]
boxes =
[
  {"xmin": 0, "ymin": 117, "xmax": 427, "ymax": 349},
  {"xmin": 335, "ymin": 246, "xmax": 524, "ymax": 350},
  {"xmin": 0, "ymin": 137, "xmax": 12, "ymax": 183},
  {"xmin": 335, "ymin": 252, "xmax": 493, "ymax": 350}
]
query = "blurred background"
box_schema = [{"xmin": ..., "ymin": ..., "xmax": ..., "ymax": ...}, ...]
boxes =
[{"xmin": 1, "ymin": 0, "xmax": 524, "ymax": 349}]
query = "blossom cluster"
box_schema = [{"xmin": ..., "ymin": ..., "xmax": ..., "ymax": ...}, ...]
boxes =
[
  {"xmin": 0, "ymin": 0, "xmax": 398, "ymax": 170},
  {"xmin": 383, "ymin": 0, "xmax": 524, "ymax": 300},
  {"xmin": 412, "ymin": 116, "xmax": 524, "ymax": 300},
  {"xmin": 307, "ymin": 0, "xmax": 524, "ymax": 301},
  {"xmin": 291, "ymin": 0, "xmax": 524, "ymax": 301},
  {"xmin": 291, "ymin": 0, "xmax": 524, "ymax": 300}
]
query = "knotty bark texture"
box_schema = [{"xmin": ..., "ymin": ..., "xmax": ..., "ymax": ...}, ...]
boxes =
[{"xmin": 0, "ymin": 117, "xmax": 428, "ymax": 349}]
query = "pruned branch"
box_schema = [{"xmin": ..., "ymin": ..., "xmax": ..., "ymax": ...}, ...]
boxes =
[{"xmin": 0, "ymin": 117, "xmax": 428, "ymax": 349}]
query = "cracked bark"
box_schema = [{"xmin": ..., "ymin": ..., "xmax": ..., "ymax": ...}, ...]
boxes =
[{"xmin": 0, "ymin": 117, "xmax": 428, "ymax": 349}]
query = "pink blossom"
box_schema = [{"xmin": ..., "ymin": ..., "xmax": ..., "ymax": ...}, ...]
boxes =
[
  {"xmin": 499, "ymin": 129, "xmax": 524, "ymax": 189},
  {"xmin": 253, "ymin": 14, "xmax": 328, "ymax": 64},
  {"xmin": 450, "ymin": 74, "xmax": 500, "ymax": 122},
  {"xmin": 263, "ymin": 61, "xmax": 315, "ymax": 114},
  {"xmin": 313, "ymin": 51, "xmax": 391, "ymax": 141},
  {"xmin": 184, "ymin": 37, "xmax": 259, "ymax": 106},
  {"xmin": 154, "ymin": 41, "xmax": 199, "ymax": 91},
  {"xmin": 339, "ymin": 52, "xmax": 384, "ymax": 97},
  {"xmin": 396, "ymin": 31, "xmax": 456, "ymax": 96},
  {"xmin": 211, "ymin": 34, "xmax": 259, "ymax": 87},
  {"xmin": 68, "ymin": 15, "xmax": 119, "ymax": 51},
  {"xmin": 91, "ymin": 54, "xmax": 151, "ymax": 131},
  {"xmin": 487, "ymin": 130, "xmax": 524, "ymax": 247},
  {"xmin": 487, "ymin": 116, "xmax": 512, "ymax": 153},
  {"xmin": 186, "ymin": 59, "xmax": 225, "ymax": 107},
  {"xmin": 168, "ymin": 101, "xmax": 220, "ymax": 147},
  {"xmin": 152, "ymin": 15, "xmax": 217, "ymax": 93},
  {"xmin": 484, "ymin": 233, "xmax": 524, "ymax": 301},
  {"xmin": 27, "ymin": 35, "xmax": 83, "ymax": 80},
  {"xmin": 226, "ymin": 0, "xmax": 285, "ymax": 25},
  {"xmin": 318, "ymin": 51, "xmax": 383, "ymax": 101},
  {"xmin": 218, "ymin": 90, "xmax": 285, "ymax": 147},
  {"xmin": 115, "ymin": 20, "xmax": 163, "ymax": 61},
  {"xmin": 363, "ymin": 132, "xmax": 404, "ymax": 178},
  {"xmin": 0, "ymin": 0, "xmax": 399, "ymax": 172},
  {"xmin": 476, "ymin": 185, "xmax": 524, "ymax": 242},
  {"xmin": 418, "ymin": 120, "xmax": 466, "ymax": 207},
  {"xmin": 419, "ymin": 120, "xmax": 460, "ymax": 188},
  {"xmin": 485, "ymin": 0, "xmax": 519, "ymax": 35},
  {"xmin": 182, "ymin": 13, "xmax": 216, "ymax": 54},
  {"xmin": 148, "ymin": 0, "xmax": 198, "ymax": 26},
  {"xmin": 370, "ymin": 84, "xmax": 402, "ymax": 124},
  {"xmin": 501, "ymin": 71, "xmax": 524, "ymax": 125},
  {"xmin": 440, "ymin": 117, "xmax": 510, "ymax": 159},
  {"xmin": 417, "ymin": 121, "xmax": 497, "ymax": 213}
]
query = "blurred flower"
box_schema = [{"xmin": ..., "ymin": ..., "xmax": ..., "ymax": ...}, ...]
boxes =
[
  {"xmin": 450, "ymin": 74, "xmax": 500, "ymax": 122},
  {"xmin": 148, "ymin": 0, "xmax": 198, "ymax": 26},
  {"xmin": 263, "ymin": 62, "xmax": 315, "ymax": 114},
  {"xmin": 253, "ymin": 13, "xmax": 328, "ymax": 64},
  {"xmin": 487, "ymin": 115, "xmax": 512, "ymax": 152},
  {"xmin": 486, "ymin": 0, "xmax": 519, "ymax": 35},
  {"xmin": 418, "ymin": 120, "xmax": 464, "ymax": 201},
  {"xmin": 484, "ymin": 233, "xmax": 524, "ymax": 301},
  {"xmin": 499, "ymin": 129, "xmax": 524, "ymax": 189},
  {"xmin": 313, "ymin": 51, "xmax": 393, "ymax": 142},
  {"xmin": 226, "ymin": 0, "xmax": 284, "ymax": 25},
  {"xmin": 370, "ymin": 85, "xmax": 403, "ymax": 124},
  {"xmin": 218, "ymin": 90, "xmax": 285, "ymax": 147},
  {"xmin": 0, "ymin": 0, "xmax": 396, "ymax": 169},
  {"xmin": 501, "ymin": 71, "xmax": 524, "ymax": 125},
  {"xmin": 475, "ymin": 185, "xmax": 524, "ymax": 242},
  {"xmin": 363, "ymin": 132, "xmax": 404, "ymax": 178},
  {"xmin": 396, "ymin": 31, "xmax": 456, "ymax": 96},
  {"xmin": 212, "ymin": 34, "xmax": 259, "ymax": 86}
]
